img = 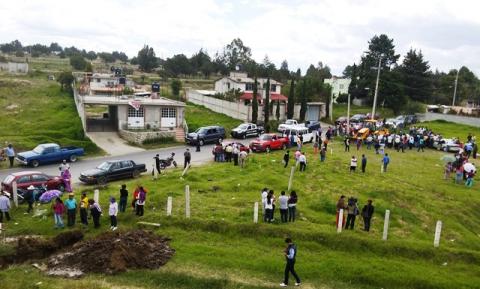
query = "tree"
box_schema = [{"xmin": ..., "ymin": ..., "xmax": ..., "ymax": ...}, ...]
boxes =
[
  {"xmin": 380, "ymin": 68, "xmax": 406, "ymax": 114},
  {"xmin": 164, "ymin": 54, "xmax": 192, "ymax": 76},
  {"xmin": 299, "ymin": 79, "xmax": 308, "ymax": 121},
  {"xmin": 276, "ymin": 100, "xmax": 280, "ymax": 120},
  {"xmin": 57, "ymin": 71, "xmax": 74, "ymax": 94},
  {"xmin": 287, "ymin": 79, "xmax": 295, "ymax": 119},
  {"xmin": 400, "ymin": 49, "xmax": 432, "ymax": 103},
  {"xmin": 216, "ymin": 38, "xmax": 252, "ymax": 70},
  {"xmin": 252, "ymin": 77, "xmax": 259, "ymax": 124},
  {"xmin": 264, "ymin": 78, "xmax": 270, "ymax": 131},
  {"xmin": 190, "ymin": 49, "xmax": 214, "ymax": 78},
  {"xmin": 171, "ymin": 79, "xmax": 182, "ymax": 98},
  {"xmin": 279, "ymin": 60, "xmax": 290, "ymax": 82},
  {"xmin": 49, "ymin": 42, "xmax": 62, "ymax": 53},
  {"xmin": 98, "ymin": 52, "xmax": 115, "ymax": 63},
  {"xmin": 137, "ymin": 45, "xmax": 158, "ymax": 72},
  {"xmin": 85, "ymin": 51, "xmax": 97, "ymax": 60},
  {"xmin": 69, "ymin": 55, "xmax": 87, "ymax": 70}
]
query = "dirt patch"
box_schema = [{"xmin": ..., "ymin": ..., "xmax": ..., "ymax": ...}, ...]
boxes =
[{"xmin": 47, "ymin": 230, "xmax": 175, "ymax": 276}]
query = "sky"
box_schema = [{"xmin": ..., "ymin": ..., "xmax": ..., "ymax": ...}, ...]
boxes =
[{"xmin": 1, "ymin": 0, "xmax": 480, "ymax": 76}]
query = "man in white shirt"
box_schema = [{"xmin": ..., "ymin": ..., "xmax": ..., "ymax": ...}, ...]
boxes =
[
  {"xmin": 261, "ymin": 188, "xmax": 268, "ymax": 222},
  {"xmin": 59, "ymin": 159, "xmax": 70, "ymax": 173},
  {"xmin": 278, "ymin": 191, "xmax": 289, "ymax": 223},
  {"xmin": 350, "ymin": 156, "xmax": 357, "ymax": 173},
  {"xmin": 298, "ymin": 152, "xmax": 307, "ymax": 171}
]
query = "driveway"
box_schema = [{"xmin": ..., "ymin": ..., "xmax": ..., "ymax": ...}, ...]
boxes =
[{"xmin": 87, "ymin": 132, "xmax": 144, "ymax": 156}]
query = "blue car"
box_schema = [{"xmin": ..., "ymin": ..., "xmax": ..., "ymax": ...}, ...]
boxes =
[{"xmin": 16, "ymin": 143, "xmax": 85, "ymax": 167}]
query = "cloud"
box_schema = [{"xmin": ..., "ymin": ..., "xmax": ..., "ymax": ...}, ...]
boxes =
[{"xmin": 1, "ymin": 0, "xmax": 480, "ymax": 75}]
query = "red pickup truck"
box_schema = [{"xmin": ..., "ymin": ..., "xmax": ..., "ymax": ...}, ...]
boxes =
[{"xmin": 249, "ymin": 134, "xmax": 289, "ymax": 153}]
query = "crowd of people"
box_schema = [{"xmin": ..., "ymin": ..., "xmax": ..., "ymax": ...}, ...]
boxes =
[
  {"xmin": 212, "ymin": 142, "xmax": 249, "ymax": 168},
  {"xmin": 261, "ymin": 188, "xmax": 298, "ymax": 223},
  {"xmin": 336, "ymin": 195, "xmax": 375, "ymax": 232}
]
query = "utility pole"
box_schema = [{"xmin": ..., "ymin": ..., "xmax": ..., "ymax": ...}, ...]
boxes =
[
  {"xmin": 346, "ymin": 93, "xmax": 351, "ymax": 135},
  {"xmin": 371, "ymin": 56, "xmax": 382, "ymax": 119},
  {"xmin": 452, "ymin": 69, "xmax": 460, "ymax": 107}
]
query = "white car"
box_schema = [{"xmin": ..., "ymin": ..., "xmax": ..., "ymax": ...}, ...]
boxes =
[{"xmin": 433, "ymin": 138, "xmax": 461, "ymax": 152}]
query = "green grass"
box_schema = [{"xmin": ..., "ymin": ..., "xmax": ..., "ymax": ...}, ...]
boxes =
[
  {"xmin": 332, "ymin": 103, "xmax": 395, "ymax": 121},
  {"xmin": 0, "ymin": 72, "xmax": 102, "ymax": 168},
  {"xmin": 185, "ymin": 102, "xmax": 243, "ymax": 136},
  {"xmin": 418, "ymin": 120, "xmax": 480, "ymax": 139},
  {"xmin": 2, "ymin": 121, "xmax": 480, "ymax": 288}
]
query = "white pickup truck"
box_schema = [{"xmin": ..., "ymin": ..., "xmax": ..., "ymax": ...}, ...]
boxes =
[{"xmin": 277, "ymin": 119, "xmax": 321, "ymax": 132}]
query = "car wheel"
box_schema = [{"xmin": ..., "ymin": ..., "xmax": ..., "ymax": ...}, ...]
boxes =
[
  {"xmin": 69, "ymin": 155, "xmax": 77, "ymax": 162},
  {"xmin": 266, "ymin": 146, "xmax": 271, "ymax": 153},
  {"xmin": 97, "ymin": 176, "xmax": 107, "ymax": 185},
  {"xmin": 31, "ymin": 160, "xmax": 40, "ymax": 168},
  {"xmin": 132, "ymin": 170, "xmax": 140, "ymax": 178},
  {"xmin": 199, "ymin": 139, "xmax": 204, "ymax": 146},
  {"xmin": 58, "ymin": 184, "xmax": 65, "ymax": 192}
]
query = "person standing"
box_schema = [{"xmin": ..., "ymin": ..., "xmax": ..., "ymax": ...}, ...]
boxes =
[
  {"xmin": 195, "ymin": 136, "xmax": 201, "ymax": 152},
  {"xmin": 239, "ymin": 150, "xmax": 248, "ymax": 168},
  {"xmin": 298, "ymin": 152, "xmax": 307, "ymax": 172},
  {"xmin": 279, "ymin": 191, "xmax": 289, "ymax": 223},
  {"xmin": 261, "ymin": 188, "xmax": 268, "ymax": 222},
  {"xmin": 465, "ymin": 171, "xmax": 475, "ymax": 187},
  {"xmin": 417, "ymin": 138, "xmax": 425, "ymax": 152},
  {"xmin": 224, "ymin": 144, "xmax": 233, "ymax": 162},
  {"xmin": 283, "ymin": 150, "xmax": 290, "ymax": 168},
  {"xmin": 280, "ymin": 238, "xmax": 301, "ymax": 287},
  {"xmin": 62, "ymin": 168, "xmax": 72, "ymax": 192},
  {"xmin": 344, "ymin": 137, "xmax": 350, "ymax": 152},
  {"xmin": 5, "ymin": 144, "xmax": 15, "ymax": 168},
  {"xmin": 264, "ymin": 192, "xmax": 274, "ymax": 223},
  {"xmin": 154, "ymin": 154, "xmax": 161, "ymax": 175},
  {"xmin": 350, "ymin": 156, "xmax": 357, "ymax": 173},
  {"xmin": 320, "ymin": 146, "xmax": 326, "ymax": 162},
  {"xmin": 52, "ymin": 197, "xmax": 65, "ymax": 229},
  {"xmin": 288, "ymin": 191, "xmax": 298, "ymax": 222},
  {"xmin": 64, "ymin": 193, "xmax": 77, "ymax": 227},
  {"xmin": 119, "ymin": 184, "xmax": 128, "ymax": 212},
  {"xmin": 136, "ymin": 186, "xmax": 146, "ymax": 216},
  {"xmin": 336, "ymin": 195, "xmax": 346, "ymax": 228},
  {"xmin": 382, "ymin": 153, "xmax": 390, "ymax": 172},
  {"xmin": 88, "ymin": 199, "xmax": 102, "ymax": 228},
  {"xmin": 345, "ymin": 198, "xmax": 359, "ymax": 230},
  {"xmin": 25, "ymin": 185, "xmax": 35, "ymax": 214},
  {"xmin": 184, "ymin": 148, "xmax": 191, "ymax": 169},
  {"xmin": 0, "ymin": 192, "xmax": 11, "ymax": 222},
  {"xmin": 313, "ymin": 139, "xmax": 319, "ymax": 154},
  {"xmin": 79, "ymin": 192, "xmax": 89, "ymax": 227},
  {"xmin": 109, "ymin": 197, "xmax": 118, "ymax": 231},
  {"xmin": 361, "ymin": 154, "xmax": 367, "ymax": 173},
  {"xmin": 232, "ymin": 145, "xmax": 239, "ymax": 166},
  {"xmin": 361, "ymin": 200, "xmax": 374, "ymax": 232},
  {"xmin": 58, "ymin": 159, "xmax": 70, "ymax": 173}
]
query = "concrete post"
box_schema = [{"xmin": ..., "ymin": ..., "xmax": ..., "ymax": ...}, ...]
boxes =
[
  {"xmin": 167, "ymin": 196, "xmax": 172, "ymax": 216},
  {"xmin": 153, "ymin": 164, "xmax": 158, "ymax": 180},
  {"xmin": 94, "ymin": 189, "xmax": 99, "ymax": 204},
  {"xmin": 287, "ymin": 166, "xmax": 295, "ymax": 191},
  {"xmin": 330, "ymin": 148, "xmax": 333, "ymax": 155},
  {"xmin": 383, "ymin": 210, "xmax": 390, "ymax": 241},
  {"xmin": 254, "ymin": 202, "xmax": 259, "ymax": 223},
  {"xmin": 12, "ymin": 182, "xmax": 18, "ymax": 208},
  {"xmin": 337, "ymin": 209, "xmax": 344, "ymax": 233},
  {"xmin": 181, "ymin": 164, "xmax": 190, "ymax": 177},
  {"xmin": 434, "ymin": 220, "xmax": 442, "ymax": 248},
  {"xmin": 185, "ymin": 185, "xmax": 190, "ymax": 218}
]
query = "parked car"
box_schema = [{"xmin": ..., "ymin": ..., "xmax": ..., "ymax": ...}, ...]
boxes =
[
  {"xmin": 231, "ymin": 123, "xmax": 264, "ymax": 139},
  {"xmin": 185, "ymin": 126, "xmax": 226, "ymax": 146},
  {"xmin": 79, "ymin": 160, "xmax": 147, "ymax": 185},
  {"xmin": 432, "ymin": 138, "xmax": 462, "ymax": 152},
  {"xmin": 335, "ymin": 116, "xmax": 348, "ymax": 125},
  {"xmin": 350, "ymin": 114, "xmax": 366, "ymax": 123},
  {"xmin": 279, "ymin": 126, "xmax": 314, "ymax": 143},
  {"xmin": 277, "ymin": 119, "xmax": 321, "ymax": 132},
  {"xmin": 249, "ymin": 134, "xmax": 289, "ymax": 153},
  {"xmin": 16, "ymin": 143, "xmax": 84, "ymax": 168},
  {"xmin": 1, "ymin": 171, "xmax": 64, "ymax": 197},
  {"xmin": 386, "ymin": 115, "xmax": 418, "ymax": 129}
]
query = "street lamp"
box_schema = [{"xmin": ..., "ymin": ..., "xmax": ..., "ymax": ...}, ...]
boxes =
[
  {"xmin": 452, "ymin": 68, "xmax": 460, "ymax": 107},
  {"xmin": 371, "ymin": 54, "xmax": 384, "ymax": 120}
]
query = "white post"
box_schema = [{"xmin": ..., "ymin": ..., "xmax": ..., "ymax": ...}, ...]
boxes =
[
  {"xmin": 12, "ymin": 182, "xmax": 18, "ymax": 207},
  {"xmin": 434, "ymin": 220, "xmax": 442, "ymax": 248},
  {"xmin": 181, "ymin": 164, "xmax": 190, "ymax": 177},
  {"xmin": 185, "ymin": 185, "xmax": 190, "ymax": 218},
  {"xmin": 153, "ymin": 164, "xmax": 158, "ymax": 179},
  {"xmin": 94, "ymin": 189, "xmax": 99, "ymax": 204},
  {"xmin": 167, "ymin": 196, "xmax": 172, "ymax": 216},
  {"xmin": 253, "ymin": 202, "xmax": 259, "ymax": 223},
  {"xmin": 381, "ymin": 163, "xmax": 384, "ymax": 173},
  {"xmin": 337, "ymin": 209, "xmax": 344, "ymax": 233},
  {"xmin": 330, "ymin": 148, "xmax": 333, "ymax": 155},
  {"xmin": 382, "ymin": 210, "xmax": 390, "ymax": 241},
  {"xmin": 287, "ymin": 166, "xmax": 295, "ymax": 191}
]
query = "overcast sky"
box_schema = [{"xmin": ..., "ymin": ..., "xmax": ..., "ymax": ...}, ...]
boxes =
[{"xmin": 1, "ymin": 0, "xmax": 480, "ymax": 75}]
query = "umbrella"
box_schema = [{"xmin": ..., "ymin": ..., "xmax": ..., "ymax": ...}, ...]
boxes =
[
  {"xmin": 441, "ymin": 155, "xmax": 456, "ymax": 163},
  {"xmin": 39, "ymin": 190, "xmax": 62, "ymax": 203},
  {"xmin": 463, "ymin": 163, "xmax": 476, "ymax": 173}
]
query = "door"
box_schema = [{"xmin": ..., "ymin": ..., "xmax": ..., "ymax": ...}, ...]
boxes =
[
  {"xmin": 109, "ymin": 162, "xmax": 124, "ymax": 180},
  {"xmin": 128, "ymin": 106, "xmax": 145, "ymax": 128},
  {"xmin": 161, "ymin": 107, "xmax": 176, "ymax": 128},
  {"xmin": 307, "ymin": 106, "xmax": 319, "ymax": 121}
]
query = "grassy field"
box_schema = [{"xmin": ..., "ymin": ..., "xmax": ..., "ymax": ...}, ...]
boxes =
[
  {"xmin": 332, "ymin": 103, "xmax": 395, "ymax": 121},
  {"xmin": 1, "ymin": 121, "xmax": 479, "ymax": 289},
  {"xmin": 185, "ymin": 102, "xmax": 243, "ymax": 136},
  {"xmin": 0, "ymin": 71, "xmax": 101, "ymax": 168},
  {"xmin": 419, "ymin": 120, "xmax": 480, "ymax": 138}
]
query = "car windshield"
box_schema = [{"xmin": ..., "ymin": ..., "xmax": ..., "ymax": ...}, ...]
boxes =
[
  {"xmin": 3, "ymin": 175, "xmax": 14, "ymax": 184},
  {"xmin": 259, "ymin": 135, "xmax": 272, "ymax": 141},
  {"xmin": 32, "ymin": 145, "xmax": 45, "ymax": 154},
  {"xmin": 395, "ymin": 116, "xmax": 405, "ymax": 120},
  {"xmin": 97, "ymin": 162, "xmax": 112, "ymax": 171},
  {"xmin": 238, "ymin": 124, "xmax": 249, "ymax": 129},
  {"xmin": 195, "ymin": 128, "xmax": 207, "ymax": 134},
  {"xmin": 286, "ymin": 120, "xmax": 295, "ymax": 125}
]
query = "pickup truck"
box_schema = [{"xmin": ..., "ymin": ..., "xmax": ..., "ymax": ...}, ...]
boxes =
[
  {"xmin": 277, "ymin": 119, "xmax": 321, "ymax": 132},
  {"xmin": 231, "ymin": 123, "xmax": 264, "ymax": 139},
  {"xmin": 249, "ymin": 134, "xmax": 289, "ymax": 153},
  {"xmin": 16, "ymin": 143, "xmax": 85, "ymax": 168}
]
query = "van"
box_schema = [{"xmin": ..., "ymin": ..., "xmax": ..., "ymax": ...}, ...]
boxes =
[{"xmin": 278, "ymin": 126, "xmax": 314, "ymax": 143}]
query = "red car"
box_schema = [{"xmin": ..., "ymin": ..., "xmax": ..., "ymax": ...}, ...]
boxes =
[
  {"xmin": 1, "ymin": 171, "xmax": 64, "ymax": 196},
  {"xmin": 249, "ymin": 134, "xmax": 289, "ymax": 153}
]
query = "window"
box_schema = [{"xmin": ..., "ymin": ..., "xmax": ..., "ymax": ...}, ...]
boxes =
[
  {"xmin": 245, "ymin": 83, "xmax": 254, "ymax": 91},
  {"xmin": 270, "ymin": 84, "xmax": 277, "ymax": 92},
  {"xmin": 339, "ymin": 84, "xmax": 344, "ymax": 90},
  {"xmin": 121, "ymin": 161, "xmax": 133, "ymax": 168},
  {"xmin": 17, "ymin": 175, "xmax": 31, "ymax": 184},
  {"xmin": 111, "ymin": 162, "xmax": 121, "ymax": 170},
  {"xmin": 128, "ymin": 106, "xmax": 144, "ymax": 117},
  {"xmin": 32, "ymin": 174, "xmax": 49, "ymax": 182},
  {"xmin": 226, "ymin": 82, "xmax": 230, "ymax": 89},
  {"xmin": 161, "ymin": 107, "xmax": 176, "ymax": 118}
]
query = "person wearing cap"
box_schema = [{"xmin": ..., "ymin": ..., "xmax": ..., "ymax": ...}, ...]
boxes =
[
  {"xmin": 59, "ymin": 159, "xmax": 70, "ymax": 173},
  {"xmin": 184, "ymin": 148, "xmax": 191, "ymax": 169},
  {"xmin": 64, "ymin": 193, "xmax": 77, "ymax": 227},
  {"xmin": 25, "ymin": 185, "xmax": 36, "ymax": 213},
  {"xmin": 280, "ymin": 237, "xmax": 301, "ymax": 287},
  {"xmin": 109, "ymin": 196, "xmax": 118, "ymax": 231},
  {"xmin": 79, "ymin": 192, "xmax": 89, "ymax": 226}
]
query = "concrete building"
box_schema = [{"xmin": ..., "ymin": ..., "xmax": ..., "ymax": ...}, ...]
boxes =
[
  {"xmin": 324, "ymin": 77, "xmax": 351, "ymax": 103},
  {"xmin": 0, "ymin": 62, "xmax": 29, "ymax": 74}
]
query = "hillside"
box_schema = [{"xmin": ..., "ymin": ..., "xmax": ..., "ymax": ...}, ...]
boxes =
[{"xmin": 1, "ymin": 121, "xmax": 479, "ymax": 289}]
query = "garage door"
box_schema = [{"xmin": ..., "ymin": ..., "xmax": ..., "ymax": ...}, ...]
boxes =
[
  {"xmin": 161, "ymin": 107, "xmax": 176, "ymax": 128},
  {"xmin": 128, "ymin": 106, "xmax": 144, "ymax": 128},
  {"xmin": 307, "ymin": 106, "xmax": 319, "ymax": 121}
]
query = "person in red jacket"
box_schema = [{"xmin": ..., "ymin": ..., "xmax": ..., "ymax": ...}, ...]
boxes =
[{"xmin": 52, "ymin": 197, "xmax": 65, "ymax": 229}]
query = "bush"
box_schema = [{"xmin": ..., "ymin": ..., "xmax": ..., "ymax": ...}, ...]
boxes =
[
  {"xmin": 401, "ymin": 101, "xmax": 424, "ymax": 114},
  {"xmin": 69, "ymin": 55, "xmax": 87, "ymax": 70},
  {"xmin": 170, "ymin": 79, "xmax": 182, "ymax": 97}
]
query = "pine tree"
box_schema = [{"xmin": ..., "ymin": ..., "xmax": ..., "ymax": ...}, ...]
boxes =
[
  {"xmin": 252, "ymin": 77, "xmax": 258, "ymax": 123},
  {"xmin": 299, "ymin": 79, "xmax": 307, "ymax": 121},
  {"xmin": 276, "ymin": 100, "xmax": 280, "ymax": 120},
  {"xmin": 400, "ymin": 49, "xmax": 432, "ymax": 103},
  {"xmin": 287, "ymin": 79, "xmax": 295, "ymax": 119},
  {"xmin": 264, "ymin": 78, "xmax": 270, "ymax": 131}
]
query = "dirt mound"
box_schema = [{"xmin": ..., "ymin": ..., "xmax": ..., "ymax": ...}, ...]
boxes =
[{"xmin": 47, "ymin": 230, "xmax": 175, "ymax": 276}]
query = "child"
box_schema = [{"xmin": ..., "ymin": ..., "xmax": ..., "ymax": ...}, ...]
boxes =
[
  {"xmin": 465, "ymin": 171, "xmax": 475, "ymax": 187},
  {"xmin": 88, "ymin": 199, "xmax": 102, "ymax": 228},
  {"xmin": 52, "ymin": 197, "xmax": 65, "ymax": 229},
  {"xmin": 109, "ymin": 197, "xmax": 118, "ymax": 231}
]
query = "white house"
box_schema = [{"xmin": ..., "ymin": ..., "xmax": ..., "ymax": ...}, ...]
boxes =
[
  {"xmin": 214, "ymin": 71, "xmax": 287, "ymax": 103},
  {"xmin": 324, "ymin": 77, "xmax": 351, "ymax": 102}
]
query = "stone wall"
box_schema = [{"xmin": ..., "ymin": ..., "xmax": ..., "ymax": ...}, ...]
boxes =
[{"xmin": 118, "ymin": 129, "xmax": 175, "ymax": 145}]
